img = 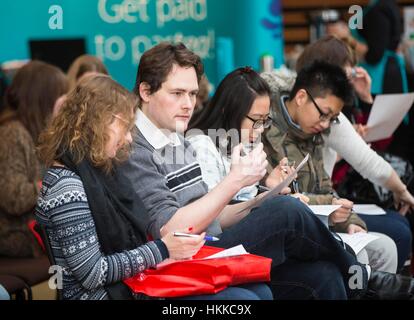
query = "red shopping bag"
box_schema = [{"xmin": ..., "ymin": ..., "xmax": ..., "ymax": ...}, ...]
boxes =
[{"xmin": 124, "ymin": 246, "xmax": 271, "ymax": 298}]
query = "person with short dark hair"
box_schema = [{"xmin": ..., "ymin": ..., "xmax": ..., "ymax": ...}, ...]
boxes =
[{"xmin": 262, "ymin": 36, "xmax": 413, "ymax": 271}]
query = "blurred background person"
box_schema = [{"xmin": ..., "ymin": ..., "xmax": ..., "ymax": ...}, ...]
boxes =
[
  {"xmin": 67, "ymin": 54, "xmax": 109, "ymax": 91},
  {"xmin": 0, "ymin": 61, "xmax": 68, "ymax": 258}
]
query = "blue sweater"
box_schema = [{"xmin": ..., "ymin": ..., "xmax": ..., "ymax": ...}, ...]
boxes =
[{"xmin": 35, "ymin": 167, "xmax": 164, "ymax": 300}]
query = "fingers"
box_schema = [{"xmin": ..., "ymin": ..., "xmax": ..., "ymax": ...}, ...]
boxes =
[
  {"xmin": 251, "ymin": 143, "xmax": 264, "ymax": 157},
  {"xmin": 279, "ymin": 157, "xmax": 288, "ymax": 167},
  {"xmin": 281, "ymin": 187, "xmax": 291, "ymax": 195},
  {"xmin": 331, "ymin": 210, "xmax": 350, "ymax": 223},
  {"xmin": 231, "ymin": 143, "xmax": 242, "ymax": 165},
  {"xmin": 399, "ymin": 204, "xmax": 409, "ymax": 216}
]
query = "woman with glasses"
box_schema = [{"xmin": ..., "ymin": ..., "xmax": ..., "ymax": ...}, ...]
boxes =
[{"xmin": 188, "ymin": 67, "xmax": 298, "ymax": 202}]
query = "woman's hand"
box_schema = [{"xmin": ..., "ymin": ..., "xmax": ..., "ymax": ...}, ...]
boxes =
[
  {"xmin": 393, "ymin": 188, "xmax": 414, "ymax": 216},
  {"xmin": 349, "ymin": 67, "xmax": 373, "ymax": 104},
  {"xmin": 161, "ymin": 230, "xmax": 206, "ymax": 261},
  {"xmin": 265, "ymin": 157, "xmax": 296, "ymax": 188}
]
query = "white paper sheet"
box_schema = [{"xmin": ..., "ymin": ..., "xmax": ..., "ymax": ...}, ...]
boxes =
[
  {"xmin": 364, "ymin": 93, "xmax": 414, "ymax": 143},
  {"xmin": 352, "ymin": 204, "xmax": 386, "ymax": 216},
  {"xmin": 237, "ymin": 154, "xmax": 310, "ymax": 214},
  {"xmin": 156, "ymin": 245, "xmax": 248, "ymax": 269},
  {"xmin": 308, "ymin": 205, "xmax": 342, "ymax": 216},
  {"xmin": 308, "ymin": 205, "xmax": 341, "ymax": 227},
  {"xmin": 337, "ymin": 232, "xmax": 379, "ymax": 255},
  {"xmin": 203, "ymin": 245, "xmax": 248, "ymax": 260}
]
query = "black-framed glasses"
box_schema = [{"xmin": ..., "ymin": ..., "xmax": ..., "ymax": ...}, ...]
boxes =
[
  {"xmin": 305, "ymin": 90, "xmax": 340, "ymax": 125},
  {"xmin": 246, "ymin": 115, "xmax": 273, "ymax": 129}
]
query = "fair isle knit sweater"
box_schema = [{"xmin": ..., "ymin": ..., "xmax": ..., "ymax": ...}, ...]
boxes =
[{"xmin": 35, "ymin": 167, "xmax": 164, "ymax": 300}]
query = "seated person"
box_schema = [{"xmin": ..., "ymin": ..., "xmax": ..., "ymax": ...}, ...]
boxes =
[
  {"xmin": 262, "ymin": 36, "xmax": 413, "ymax": 271},
  {"xmin": 35, "ymin": 74, "xmax": 272, "ymax": 300},
  {"xmin": 0, "ymin": 61, "xmax": 68, "ymax": 258},
  {"xmin": 188, "ymin": 65, "xmax": 398, "ymax": 274},
  {"xmin": 119, "ymin": 42, "xmax": 414, "ymax": 300}
]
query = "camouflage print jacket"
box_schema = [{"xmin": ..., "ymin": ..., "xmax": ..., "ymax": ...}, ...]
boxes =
[{"xmin": 261, "ymin": 71, "xmax": 367, "ymax": 233}]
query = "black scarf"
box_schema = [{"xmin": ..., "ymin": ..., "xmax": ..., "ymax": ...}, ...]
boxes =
[{"xmin": 60, "ymin": 152, "xmax": 150, "ymax": 300}]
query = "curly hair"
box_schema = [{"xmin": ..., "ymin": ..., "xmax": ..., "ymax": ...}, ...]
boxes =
[{"xmin": 38, "ymin": 75, "xmax": 138, "ymax": 172}]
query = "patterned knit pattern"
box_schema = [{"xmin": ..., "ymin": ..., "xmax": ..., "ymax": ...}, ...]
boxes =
[{"xmin": 35, "ymin": 168, "xmax": 163, "ymax": 300}]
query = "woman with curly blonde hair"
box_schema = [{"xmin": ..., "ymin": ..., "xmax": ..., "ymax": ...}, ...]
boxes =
[{"xmin": 35, "ymin": 75, "xmax": 270, "ymax": 300}]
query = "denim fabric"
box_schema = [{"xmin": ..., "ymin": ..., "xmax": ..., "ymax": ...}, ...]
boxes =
[
  {"xmin": 176, "ymin": 283, "xmax": 273, "ymax": 300},
  {"xmin": 270, "ymin": 260, "xmax": 347, "ymax": 300},
  {"xmin": 208, "ymin": 196, "xmax": 368, "ymax": 299}
]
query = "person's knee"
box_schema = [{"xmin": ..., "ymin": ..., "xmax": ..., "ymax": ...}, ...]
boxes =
[
  {"xmin": 239, "ymin": 283, "xmax": 273, "ymax": 300},
  {"xmin": 224, "ymin": 287, "xmax": 261, "ymax": 300},
  {"xmin": 365, "ymin": 232, "xmax": 398, "ymax": 273}
]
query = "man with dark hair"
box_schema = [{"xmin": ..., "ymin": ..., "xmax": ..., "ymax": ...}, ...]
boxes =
[
  {"xmin": 263, "ymin": 61, "xmax": 401, "ymax": 274},
  {"xmin": 120, "ymin": 43, "xmax": 414, "ymax": 300},
  {"xmin": 133, "ymin": 42, "xmax": 204, "ymax": 98}
]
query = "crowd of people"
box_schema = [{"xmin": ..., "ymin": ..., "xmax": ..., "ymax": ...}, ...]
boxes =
[{"xmin": 1, "ymin": 35, "xmax": 414, "ymax": 300}]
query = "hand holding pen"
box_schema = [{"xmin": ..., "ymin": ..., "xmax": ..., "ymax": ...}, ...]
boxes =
[
  {"xmin": 161, "ymin": 228, "xmax": 207, "ymax": 261},
  {"xmin": 265, "ymin": 157, "xmax": 295, "ymax": 191},
  {"xmin": 173, "ymin": 232, "xmax": 220, "ymax": 242},
  {"xmin": 331, "ymin": 198, "xmax": 354, "ymax": 224},
  {"xmin": 281, "ymin": 159, "xmax": 300, "ymax": 194}
]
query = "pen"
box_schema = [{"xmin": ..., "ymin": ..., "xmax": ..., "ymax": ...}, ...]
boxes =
[
  {"xmin": 173, "ymin": 232, "xmax": 220, "ymax": 242},
  {"xmin": 291, "ymin": 179, "xmax": 300, "ymax": 193},
  {"xmin": 257, "ymin": 185, "xmax": 270, "ymax": 193}
]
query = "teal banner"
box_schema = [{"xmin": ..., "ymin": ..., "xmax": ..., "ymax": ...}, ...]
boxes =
[{"xmin": 0, "ymin": 0, "xmax": 284, "ymax": 89}]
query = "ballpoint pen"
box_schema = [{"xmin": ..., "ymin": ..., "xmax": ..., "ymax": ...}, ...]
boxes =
[{"xmin": 173, "ymin": 232, "xmax": 220, "ymax": 242}]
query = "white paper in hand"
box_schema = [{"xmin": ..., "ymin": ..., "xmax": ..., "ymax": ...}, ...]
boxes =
[
  {"xmin": 337, "ymin": 232, "xmax": 379, "ymax": 255},
  {"xmin": 308, "ymin": 205, "xmax": 342, "ymax": 216},
  {"xmin": 237, "ymin": 154, "xmax": 310, "ymax": 214},
  {"xmin": 364, "ymin": 93, "xmax": 414, "ymax": 143},
  {"xmin": 308, "ymin": 205, "xmax": 342, "ymax": 227}
]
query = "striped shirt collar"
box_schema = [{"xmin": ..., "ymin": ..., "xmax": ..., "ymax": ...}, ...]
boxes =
[{"xmin": 136, "ymin": 109, "xmax": 182, "ymax": 149}]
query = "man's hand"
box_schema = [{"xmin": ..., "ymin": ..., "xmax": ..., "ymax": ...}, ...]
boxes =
[
  {"xmin": 229, "ymin": 143, "xmax": 268, "ymax": 189},
  {"xmin": 347, "ymin": 224, "xmax": 367, "ymax": 234},
  {"xmin": 330, "ymin": 198, "xmax": 354, "ymax": 224}
]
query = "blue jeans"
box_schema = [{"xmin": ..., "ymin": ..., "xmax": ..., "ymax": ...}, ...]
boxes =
[
  {"xmin": 271, "ymin": 260, "xmax": 347, "ymax": 300},
  {"xmin": 177, "ymin": 283, "xmax": 273, "ymax": 300},
  {"xmin": 0, "ymin": 285, "xmax": 10, "ymax": 300},
  {"xmin": 208, "ymin": 196, "xmax": 367, "ymax": 300},
  {"xmin": 359, "ymin": 210, "xmax": 412, "ymax": 271}
]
